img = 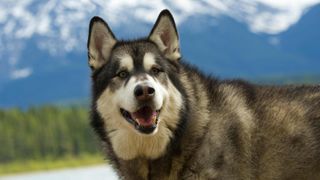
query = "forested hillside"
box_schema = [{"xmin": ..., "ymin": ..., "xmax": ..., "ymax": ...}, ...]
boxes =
[{"xmin": 0, "ymin": 106, "xmax": 101, "ymax": 166}]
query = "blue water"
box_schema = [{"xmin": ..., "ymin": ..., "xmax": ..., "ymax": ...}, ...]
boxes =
[{"xmin": 0, "ymin": 165, "xmax": 118, "ymax": 180}]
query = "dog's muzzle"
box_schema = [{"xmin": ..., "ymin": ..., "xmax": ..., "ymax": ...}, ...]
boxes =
[{"xmin": 120, "ymin": 84, "xmax": 160, "ymax": 134}]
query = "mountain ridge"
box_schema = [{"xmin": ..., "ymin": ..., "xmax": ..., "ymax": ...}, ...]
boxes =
[{"xmin": 0, "ymin": 1, "xmax": 319, "ymax": 107}]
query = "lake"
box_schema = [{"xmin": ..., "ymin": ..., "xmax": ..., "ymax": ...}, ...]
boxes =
[{"xmin": 0, "ymin": 165, "xmax": 118, "ymax": 180}]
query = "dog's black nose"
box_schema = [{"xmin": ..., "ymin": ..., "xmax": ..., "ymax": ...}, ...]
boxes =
[{"xmin": 134, "ymin": 85, "xmax": 155, "ymax": 101}]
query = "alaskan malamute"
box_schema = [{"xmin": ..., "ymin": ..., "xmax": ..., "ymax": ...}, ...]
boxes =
[{"xmin": 87, "ymin": 9, "xmax": 320, "ymax": 179}]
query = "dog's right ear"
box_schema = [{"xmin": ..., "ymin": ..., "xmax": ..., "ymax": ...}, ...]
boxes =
[{"xmin": 87, "ymin": 16, "xmax": 116, "ymax": 70}]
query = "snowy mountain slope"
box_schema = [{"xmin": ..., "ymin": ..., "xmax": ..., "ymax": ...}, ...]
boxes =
[{"xmin": 0, "ymin": 0, "xmax": 319, "ymax": 80}]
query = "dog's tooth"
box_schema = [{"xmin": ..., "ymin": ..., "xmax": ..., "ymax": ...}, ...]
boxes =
[{"xmin": 152, "ymin": 115, "xmax": 157, "ymax": 123}]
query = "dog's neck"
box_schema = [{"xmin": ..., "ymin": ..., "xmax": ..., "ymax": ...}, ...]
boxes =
[{"xmin": 108, "ymin": 121, "xmax": 173, "ymax": 160}]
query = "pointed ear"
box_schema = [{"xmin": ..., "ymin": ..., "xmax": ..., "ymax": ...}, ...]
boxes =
[
  {"xmin": 149, "ymin": 10, "xmax": 181, "ymax": 61},
  {"xmin": 87, "ymin": 16, "xmax": 116, "ymax": 70}
]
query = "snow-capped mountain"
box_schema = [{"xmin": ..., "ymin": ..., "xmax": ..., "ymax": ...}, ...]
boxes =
[{"xmin": 0, "ymin": 0, "xmax": 319, "ymax": 107}]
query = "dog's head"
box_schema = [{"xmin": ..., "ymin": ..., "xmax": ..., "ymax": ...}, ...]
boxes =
[{"xmin": 88, "ymin": 10, "xmax": 183, "ymax": 140}]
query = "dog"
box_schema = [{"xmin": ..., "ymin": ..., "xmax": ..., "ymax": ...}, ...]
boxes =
[{"xmin": 87, "ymin": 9, "xmax": 320, "ymax": 179}]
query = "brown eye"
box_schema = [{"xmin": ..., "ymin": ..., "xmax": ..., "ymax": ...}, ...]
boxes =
[
  {"xmin": 151, "ymin": 67, "xmax": 161, "ymax": 75},
  {"xmin": 118, "ymin": 71, "xmax": 129, "ymax": 78}
]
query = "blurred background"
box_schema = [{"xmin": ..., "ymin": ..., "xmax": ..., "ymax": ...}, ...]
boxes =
[{"xmin": 0, "ymin": 0, "xmax": 319, "ymax": 179}]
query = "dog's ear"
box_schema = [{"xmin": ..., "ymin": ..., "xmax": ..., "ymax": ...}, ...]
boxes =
[
  {"xmin": 87, "ymin": 16, "xmax": 116, "ymax": 70},
  {"xmin": 149, "ymin": 10, "xmax": 181, "ymax": 61}
]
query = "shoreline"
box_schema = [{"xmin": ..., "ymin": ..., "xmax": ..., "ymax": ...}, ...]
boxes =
[
  {"xmin": 0, "ymin": 165, "xmax": 117, "ymax": 180},
  {"xmin": 0, "ymin": 154, "xmax": 105, "ymax": 176}
]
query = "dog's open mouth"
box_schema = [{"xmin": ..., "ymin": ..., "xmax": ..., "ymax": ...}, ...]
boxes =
[{"xmin": 120, "ymin": 106, "xmax": 160, "ymax": 134}]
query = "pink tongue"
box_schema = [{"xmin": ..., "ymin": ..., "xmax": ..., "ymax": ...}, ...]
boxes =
[{"xmin": 132, "ymin": 106, "xmax": 156, "ymax": 126}]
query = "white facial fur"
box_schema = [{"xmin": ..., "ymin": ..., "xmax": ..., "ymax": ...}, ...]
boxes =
[
  {"xmin": 143, "ymin": 52, "xmax": 156, "ymax": 70},
  {"xmin": 96, "ymin": 52, "xmax": 183, "ymax": 160},
  {"xmin": 119, "ymin": 54, "xmax": 134, "ymax": 71},
  {"xmin": 114, "ymin": 53, "xmax": 166, "ymax": 114}
]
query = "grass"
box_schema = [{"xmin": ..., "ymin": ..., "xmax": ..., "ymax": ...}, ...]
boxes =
[{"xmin": 0, "ymin": 154, "xmax": 106, "ymax": 176}]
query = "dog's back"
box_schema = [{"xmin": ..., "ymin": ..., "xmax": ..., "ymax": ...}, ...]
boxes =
[
  {"xmin": 178, "ymin": 74, "xmax": 320, "ymax": 179},
  {"xmin": 253, "ymin": 85, "xmax": 320, "ymax": 179}
]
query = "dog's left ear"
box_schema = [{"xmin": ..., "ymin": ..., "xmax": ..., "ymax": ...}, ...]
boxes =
[{"xmin": 149, "ymin": 10, "xmax": 181, "ymax": 61}]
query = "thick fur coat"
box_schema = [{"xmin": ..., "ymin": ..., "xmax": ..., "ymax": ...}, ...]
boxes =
[{"xmin": 87, "ymin": 9, "xmax": 320, "ymax": 180}]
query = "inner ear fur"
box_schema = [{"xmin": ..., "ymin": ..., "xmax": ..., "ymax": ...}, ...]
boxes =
[
  {"xmin": 87, "ymin": 16, "xmax": 116, "ymax": 70},
  {"xmin": 149, "ymin": 10, "xmax": 181, "ymax": 61}
]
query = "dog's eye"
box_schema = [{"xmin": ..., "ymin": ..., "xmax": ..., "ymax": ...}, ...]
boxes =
[
  {"xmin": 118, "ymin": 71, "xmax": 129, "ymax": 78},
  {"xmin": 151, "ymin": 67, "xmax": 161, "ymax": 75}
]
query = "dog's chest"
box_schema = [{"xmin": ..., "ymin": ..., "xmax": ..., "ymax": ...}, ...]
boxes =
[
  {"xmin": 119, "ymin": 156, "xmax": 183, "ymax": 180},
  {"xmin": 110, "ymin": 128, "xmax": 171, "ymax": 160}
]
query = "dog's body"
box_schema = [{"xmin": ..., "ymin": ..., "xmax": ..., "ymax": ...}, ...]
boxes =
[{"xmin": 87, "ymin": 10, "xmax": 320, "ymax": 179}]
